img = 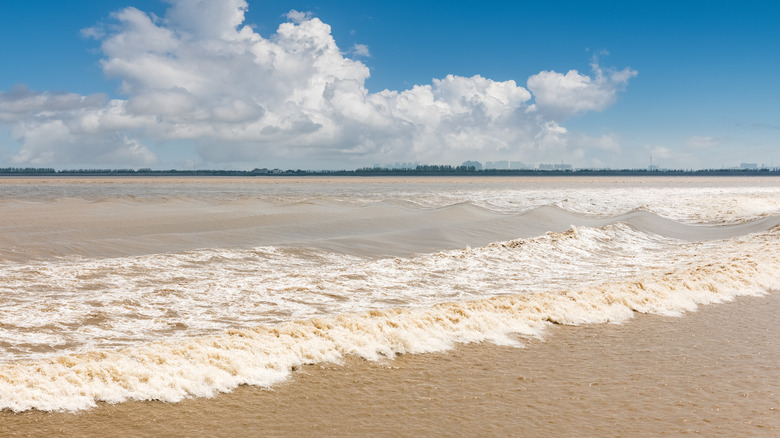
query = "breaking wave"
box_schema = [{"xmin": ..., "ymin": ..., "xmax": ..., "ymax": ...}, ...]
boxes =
[{"xmin": 2, "ymin": 209, "xmax": 779, "ymax": 412}]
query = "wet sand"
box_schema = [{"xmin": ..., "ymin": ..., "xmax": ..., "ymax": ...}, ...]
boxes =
[{"xmin": 3, "ymin": 293, "xmax": 777, "ymax": 437}]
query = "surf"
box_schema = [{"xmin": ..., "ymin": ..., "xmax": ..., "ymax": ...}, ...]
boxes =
[{"xmin": 2, "ymin": 221, "xmax": 779, "ymax": 412}]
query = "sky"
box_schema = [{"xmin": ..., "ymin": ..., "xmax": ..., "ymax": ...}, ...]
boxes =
[{"xmin": 1, "ymin": 0, "xmax": 778, "ymax": 170}]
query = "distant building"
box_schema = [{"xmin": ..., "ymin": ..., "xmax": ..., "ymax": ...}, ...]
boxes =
[
  {"xmin": 740, "ymin": 162, "xmax": 758, "ymax": 169},
  {"xmin": 462, "ymin": 160, "xmax": 483, "ymax": 171},
  {"xmin": 485, "ymin": 160, "xmax": 509, "ymax": 170},
  {"xmin": 383, "ymin": 162, "xmax": 419, "ymax": 169},
  {"xmin": 539, "ymin": 163, "xmax": 572, "ymax": 171},
  {"xmin": 510, "ymin": 161, "xmax": 531, "ymax": 170}
]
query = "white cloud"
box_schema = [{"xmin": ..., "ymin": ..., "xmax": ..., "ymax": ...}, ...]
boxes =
[
  {"xmin": 0, "ymin": 85, "xmax": 106, "ymax": 122},
  {"xmin": 11, "ymin": 120, "xmax": 155, "ymax": 166},
  {"xmin": 2, "ymin": 0, "xmax": 636, "ymax": 168},
  {"xmin": 80, "ymin": 26, "xmax": 105, "ymax": 40},
  {"xmin": 351, "ymin": 43, "xmax": 371, "ymax": 57},
  {"xmin": 168, "ymin": 0, "xmax": 249, "ymax": 40},
  {"xmin": 527, "ymin": 60, "xmax": 637, "ymax": 118},
  {"xmin": 285, "ymin": 9, "xmax": 313, "ymax": 24},
  {"xmin": 685, "ymin": 135, "xmax": 722, "ymax": 148}
]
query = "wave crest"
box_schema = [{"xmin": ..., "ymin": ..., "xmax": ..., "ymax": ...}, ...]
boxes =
[{"xmin": 2, "ymin": 227, "xmax": 779, "ymax": 412}]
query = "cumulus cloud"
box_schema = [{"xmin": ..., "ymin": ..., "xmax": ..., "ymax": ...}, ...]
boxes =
[
  {"xmin": 285, "ymin": 9, "xmax": 313, "ymax": 24},
  {"xmin": 0, "ymin": 85, "xmax": 107, "ymax": 122},
  {"xmin": 0, "ymin": 85, "xmax": 156, "ymax": 165},
  {"xmin": 2, "ymin": 0, "xmax": 635, "ymax": 167},
  {"xmin": 11, "ymin": 120, "xmax": 155, "ymax": 166},
  {"xmin": 527, "ymin": 58, "xmax": 637, "ymax": 119},
  {"xmin": 168, "ymin": 0, "xmax": 249, "ymax": 40}
]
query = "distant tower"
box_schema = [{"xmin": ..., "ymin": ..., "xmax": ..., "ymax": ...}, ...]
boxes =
[{"xmin": 648, "ymin": 154, "xmax": 659, "ymax": 171}]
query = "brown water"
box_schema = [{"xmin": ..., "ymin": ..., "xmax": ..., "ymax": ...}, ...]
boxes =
[
  {"xmin": 2, "ymin": 293, "xmax": 777, "ymax": 437},
  {"xmin": 2, "ymin": 176, "xmax": 780, "ymax": 434}
]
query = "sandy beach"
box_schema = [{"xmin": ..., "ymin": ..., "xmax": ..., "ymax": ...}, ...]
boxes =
[{"xmin": 3, "ymin": 292, "xmax": 777, "ymax": 437}]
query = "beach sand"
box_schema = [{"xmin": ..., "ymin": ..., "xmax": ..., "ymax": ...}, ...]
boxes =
[{"xmin": 3, "ymin": 292, "xmax": 777, "ymax": 437}]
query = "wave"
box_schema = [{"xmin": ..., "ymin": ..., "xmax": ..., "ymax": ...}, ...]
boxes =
[
  {"xmin": 3, "ymin": 216, "xmax": 777, "ymax": 363},
  {"xmin": 4, "ymin": 184, "xmax": 780, "ymax": 263},
  {"xmin": 2, "ymin": 223, "xmax": 779, "ymax": 412}
]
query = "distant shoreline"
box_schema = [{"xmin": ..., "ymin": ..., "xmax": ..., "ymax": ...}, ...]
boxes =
[{"xmin": 2, "ymin": 167, "xmax": 779, "ymax": 177}]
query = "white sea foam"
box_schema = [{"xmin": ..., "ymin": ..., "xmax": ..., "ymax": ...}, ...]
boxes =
[
  {"xmin": 2, "ymin": 223, "xmax": 779, "ymax": 412},
  {"xmin": 376, "ymin": 184, "xmax": 780, "ymax": 224},
  {"xmin": 0, "ymin": 218, "xmax": 757, "ymax": 362}
]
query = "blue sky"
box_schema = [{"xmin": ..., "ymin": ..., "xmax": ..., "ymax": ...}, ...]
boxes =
[{"xmin": 1, "ymin": 0, "xmax": 778, "ymax": 170}]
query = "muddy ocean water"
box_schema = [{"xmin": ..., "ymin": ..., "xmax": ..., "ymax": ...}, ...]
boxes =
[{"xmin": 1, "ymin": 176, "xmax": 779, "ymax": 434}]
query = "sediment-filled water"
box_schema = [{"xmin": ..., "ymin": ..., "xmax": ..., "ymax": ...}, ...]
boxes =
[{"xmin": 1, "ymin": 176, "xmax": 778, "ymax": 419}]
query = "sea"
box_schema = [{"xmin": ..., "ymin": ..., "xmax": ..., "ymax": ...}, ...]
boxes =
[{"xmin": 1, "ymin": 175, "xmax": 779, "ymax": 419}]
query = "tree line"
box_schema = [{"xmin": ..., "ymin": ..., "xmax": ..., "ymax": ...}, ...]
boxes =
[{"xmin": 1, "ymin": 166, "xmax": 778, "ymax": 177}]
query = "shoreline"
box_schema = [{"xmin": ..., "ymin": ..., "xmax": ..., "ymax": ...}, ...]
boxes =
[
  {"xmin": 2, "ymin": 168, "xmax": 780, "ymax": 180},
  {"xmin": 2, "ymin": 174, "xmax": 780, "ymax": 187},
  {"xmin": 3, "ymin": 293, "xmax": 778, "ymax": 437}
]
